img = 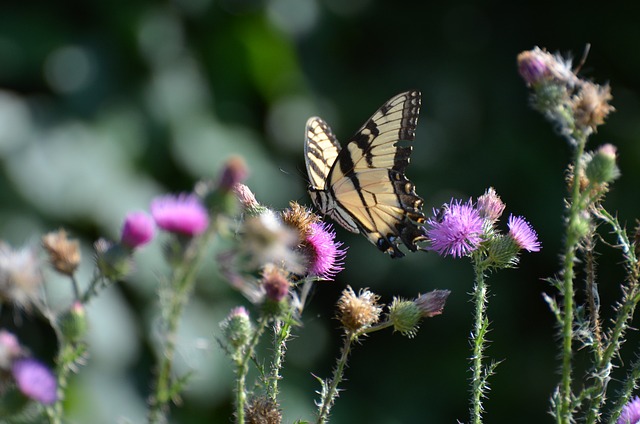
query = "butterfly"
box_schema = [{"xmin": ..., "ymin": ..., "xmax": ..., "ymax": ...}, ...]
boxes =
[{"xmin": 304, "ymin": 90, "xmax": 427, "ymax": 258}]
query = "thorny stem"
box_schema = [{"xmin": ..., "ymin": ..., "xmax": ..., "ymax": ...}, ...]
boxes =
[
  {"xmin": 148, "ymin": 227, "xmax": 217, "ymax": 424},
  {"xmin": 267, "ymin": 312, "xmax": 294, "ymax": 402},
  {"xmin": 470, "ymin": 261, "xmax": 490, "ymax": 424},
  {"xmin": 235, "ymin": 314, "xmax": 269, "ymax": 424},
  {"xmin": 316, "ymin": 330, "xmax": 355, "ymax": 424},
  {"xmin": 47, "ymin": 341, "xmax": 86, "ymax": 424},
  {"xmin": 583, "ymin": 208, "xmax": 640, "ymax": 423},
  {"xmin": 558, "ymin": 133, "xmax": 587, "ymax": 424}
]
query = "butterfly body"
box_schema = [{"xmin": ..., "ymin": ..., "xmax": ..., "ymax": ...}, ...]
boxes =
[{"xmin": 304, "ymin": 91, "xmax": 426, "ymax": 258}]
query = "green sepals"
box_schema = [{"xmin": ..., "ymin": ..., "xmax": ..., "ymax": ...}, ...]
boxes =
[
  {"xmin": 584, "ymin": 147, "xmax": 620, "ymax": 184},
  {"xmin": 58, "ymin": 303, "xmax": 88, "ymax": 343},
  {"xmin": 388, "ymin": 298, "xmax": 421, "ymax": 338},
  {"xmin": 485, "ymin": 234, "xmax": 520, "ymax": 269}
]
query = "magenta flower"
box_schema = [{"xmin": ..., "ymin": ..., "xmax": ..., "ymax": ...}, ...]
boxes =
[
  {"xmin": 121, "ymin": 211, "xmax": 155, "ymax": 248},
  {"xmin": 426, "ymin": 199, "xmax": 483, "ymax": 258},
  {"xmin": 507, "ymin": 215, "xmax": 541, "ymax": 252},
  {"xmin": 618, "ymin": 396, "xmax": 640, "ymax": 424},
  {"xmin": 12, "ymin": 358, "xmax": 57, "ymax": 405},
  {"xmin": 151, "ymin": 194, "xmax": 209, "ymax": 236},
  {"xmin": 304, "ymin": 221, "xmax": 346, "ymax": 280}
]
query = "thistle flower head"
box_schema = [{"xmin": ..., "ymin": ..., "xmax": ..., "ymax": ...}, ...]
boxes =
[
  {"xmin": 301, "ymin": 221, "xmax": 346, "ymax": 280},
  {"xmin": 573, "ymin": 82, "xmax": 614, "ymax": 133},
  {"xmin": 120, "ymin": 211, "xmax": 155, "ymax": 249},
  {"xmin": 0, "ymin": 243, "xmax": 43, "ymax": 310},
  {"xmin": 151, "ymin": 193, "xmax": 209, "ymax": 237},
  {"xmin": 0, "ymin": 330, "xmax": 22, "ymax": 369},
  {"xmin": 426, "ymin": 199, "xmax": 483, "ymax": 258},
  {"xmin": 42, "ymin": 229, "xmax": 81, "ymax": 276},
  {"xmin": 336, "ymin": 286, "xmax": 382, "ymax": 332},
  {"xmin": 507, "ymin": 215, "xmax": 541, "ymax": 252},
  {"xmin": 261, "ymin": 265, "xmax": 290, "ymax": 303},
  {"xmin": 618, "ymin": 396, "xmax": 640, "ymax": 424},
  {"xmin": 11, "ymin": 358, "xmax": 57, "ymax": 405},
  {"xmin": 244, "ymin": 396, "xmax": 282, "ymax": 424},
  {"xmin": 233, "ymin": 183, "xmax": 264, "ymax": 214},
  {"xmin": 476, "ymin": 187, "xmax": 506, "ymax": 223}
]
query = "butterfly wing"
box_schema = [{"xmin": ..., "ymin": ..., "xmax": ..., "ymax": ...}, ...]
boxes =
[{"xmin": 327, "ymin": 90, "xmax": 426, "ymax": 258}]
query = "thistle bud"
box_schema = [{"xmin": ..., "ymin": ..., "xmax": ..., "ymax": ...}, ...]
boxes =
[
  {"xmin": 477, "ymin": 187, "xmax": 506, "ymax": 223},
  {"xmin": 388, "ymin": 298, "xmax": 422, "ymax": 338},
  {"xmin": 58, "ymin": 301, "xmax": 88, "ymax": 342},
  {"xmin": 585, "ymin": 144, "xmax": 620, "ymax": 184},
  {"xmin": 414, "ymin": 290, "xmax": 451, "ymax": 318},
  {"xmin": 94, "ymin": 239, "xmax": 132, "ymax": 280},
  {"xmin": 220, "ymin": 306, "xmax": 253, "ymax": 352},
  {"xmin": 120, "ymin": 211, "xmax": 155, "ymax": 249},
  {"xmin": 517, "ymin": 49, "xmax": 550, "ymax": 86}
]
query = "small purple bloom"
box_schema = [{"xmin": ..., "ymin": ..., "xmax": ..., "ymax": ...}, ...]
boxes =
[
  {"xmin": 507, "ymin": 215, "xmax": 541, "ymax": 252},
  {"xmin": 121, "ymin": 211, "xmax": 155, "ymax": 248},
  {"xmin": 151, "ymin": 194, "xmax": 209, "ymax": 236},
  {"xmin": 426, "ymin": 199, "xmax": 483, "ymax": 258},
  {"xmin": 305, "ymin": 221, "xmax": 346, "ymax": 280},
  {"xmin": 12, "ymin": 358, "xmax": 58, "ymax": 405},
  {"xmin": 618, "ymin": 396, "xmax": 640, "ymax": 424}
]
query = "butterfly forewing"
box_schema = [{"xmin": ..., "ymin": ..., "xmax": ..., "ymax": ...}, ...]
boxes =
[{"xmin": 304, "ymin": 90, "xmax": 426, "ymax": 258}]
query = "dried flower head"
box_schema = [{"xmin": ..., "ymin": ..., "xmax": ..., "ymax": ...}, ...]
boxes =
[
  {"xmin": 120, "ymin": 211, "xmax": 155, "ymax": 249},
  {"xmin": 426, "ymin": 199, "xmax": 483, "ymax": 258},
  {"xmin": 618, "ymin": 396, "xmax": 640, "ymax": 424},
  {"xmin": 11, "ymin": 358, "xmax": 57, "ymax": 405},
  {"xmin": 0, "ymin": 243, "xmax": 43, "ymax": 310},
  {"xmin": 507, "ymin": 215, "xmax": 541, "ymax": 252},
  {"xmin": 244, "ymin": 396, "xmax": 282, "ymax": 424},
  {"xmin": 281, "ymin": 202, "xmax": 320, "ymax": 239},
  {"xmin": 476, "ymin": 187, "xmax": 506, "ymax": 223},
  {"xmin": 572, "ymin": 81, "xmax": 614, "ymax": 132},
  {"xmin": 336, "ymin": 286, "xmax": 382, "ymax": 332},
  {"xmin": 42, "ymin": 229, "xmax": 81, "ymax": 276},
  {"xmin": 151, "ymin": 193, "xmax": 209, "ymax": 237}
]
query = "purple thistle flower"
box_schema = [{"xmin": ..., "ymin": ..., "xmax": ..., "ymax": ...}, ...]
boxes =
[
  {"xmin": 12, "ymin": 358, "xmax": 57, "ymax": 405},
  {"xmin": 618, "ymin": 396, "xmax": 640, "ymax": 424},
  {"xmin": 304, "ymin": 221, "xmax": 346, "ymax": 280},
  {"xmin": 151, "ymin": 194, "xmax": 209, "ymax": 236},
  {"xmin": 426, "ymin": 199, "xmax": 483, "ymax": 258},
  {"xmin": 507, "ymin": 215, "xmax": 541, "ymax": 252},
  {"xmin": 121, "ymin": 211, "xmax": 155, "ymax": 248}
]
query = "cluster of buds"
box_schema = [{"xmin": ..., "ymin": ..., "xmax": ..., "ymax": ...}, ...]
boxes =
[{"xmin": 517, "ymin": 46, "xmax": 614, "ymax": 141}]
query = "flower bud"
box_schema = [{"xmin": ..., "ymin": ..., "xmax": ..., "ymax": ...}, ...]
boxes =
[
  {"xmin": 94, "ymin": 239, "xmax": 133, "ymax": 280},
  {"xmin": 220, "ymin": 306, "xmax": 253, "ymax": 351},
  {"xmin": 0, "ymin": 330, "xmax": 22, "ymax": 370},
  {"xmin": 58, "ymin": 301, "xmax": 88, "ymax": 343},
  {"xmin": 388, "ymin": 298, "xmax": 422, "ymax": 338},
  {"xmin": 477, "ymin": 187, "xmax": 506, "ymax": 223},
  {"xmin": 517, "ymin": 49, "xmax": 550, "ymax": 86},
  {"xmin": 120, "ymin": 211, "xmax": 155, "ymax": 249},
  {"xmin": 585, "ymin": 144, "xmax": 620, "ymax": 184},
  {"xmin": 414, "ymin": 290, "xmax": 451, "ymax": 318}
]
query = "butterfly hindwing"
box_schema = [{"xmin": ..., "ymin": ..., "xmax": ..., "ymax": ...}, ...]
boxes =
[{"xmin": 304, "ymin": 91, "xmax": 426, "ymax": 258}]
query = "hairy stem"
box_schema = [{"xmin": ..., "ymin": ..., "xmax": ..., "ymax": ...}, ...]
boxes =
[
  {"xmin": 470, "ymin": 261, "xmax": 490, "ymax": 424},
  {"xmin": 267, "ymin": 312, "xmax": 294, "ymax": 402},
  {"xmin": 235, "ymin": 314, "xmax": 269, "ymax": 424},
  {"xmin": 316, "ymin": 331, "xmax": 355, "ymax": 424}
]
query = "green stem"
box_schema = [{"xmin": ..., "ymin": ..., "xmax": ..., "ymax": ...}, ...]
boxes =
[
  {"xmin": 267, "ymin": 313, "xmax": 293, "ymax": 402},
  {"xmin": 46, "ymin": 340, "xmax": 87, "ymax": 424},
  {"xmin": 316, "ymin": 331, "xmax": 355, "ymax": 424},
  {"xmin": 235, "ymin": 314, "xmax": 269, "ymax": 424},
  {"xmin": 148, "ymin": 229, "xmax": 217, "ymax": 424},
  {"xmin": 470, "ymin": 262, "xmax": 489, "ymax": 424},
  {"xmin": 558, "ymin": 135, "xmax": 588, "ymax": 423}
]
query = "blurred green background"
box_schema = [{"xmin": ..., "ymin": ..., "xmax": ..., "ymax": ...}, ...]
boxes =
[{"xmin": 1, "ymin": 0, "xmax": 640, "ymax": 422}]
